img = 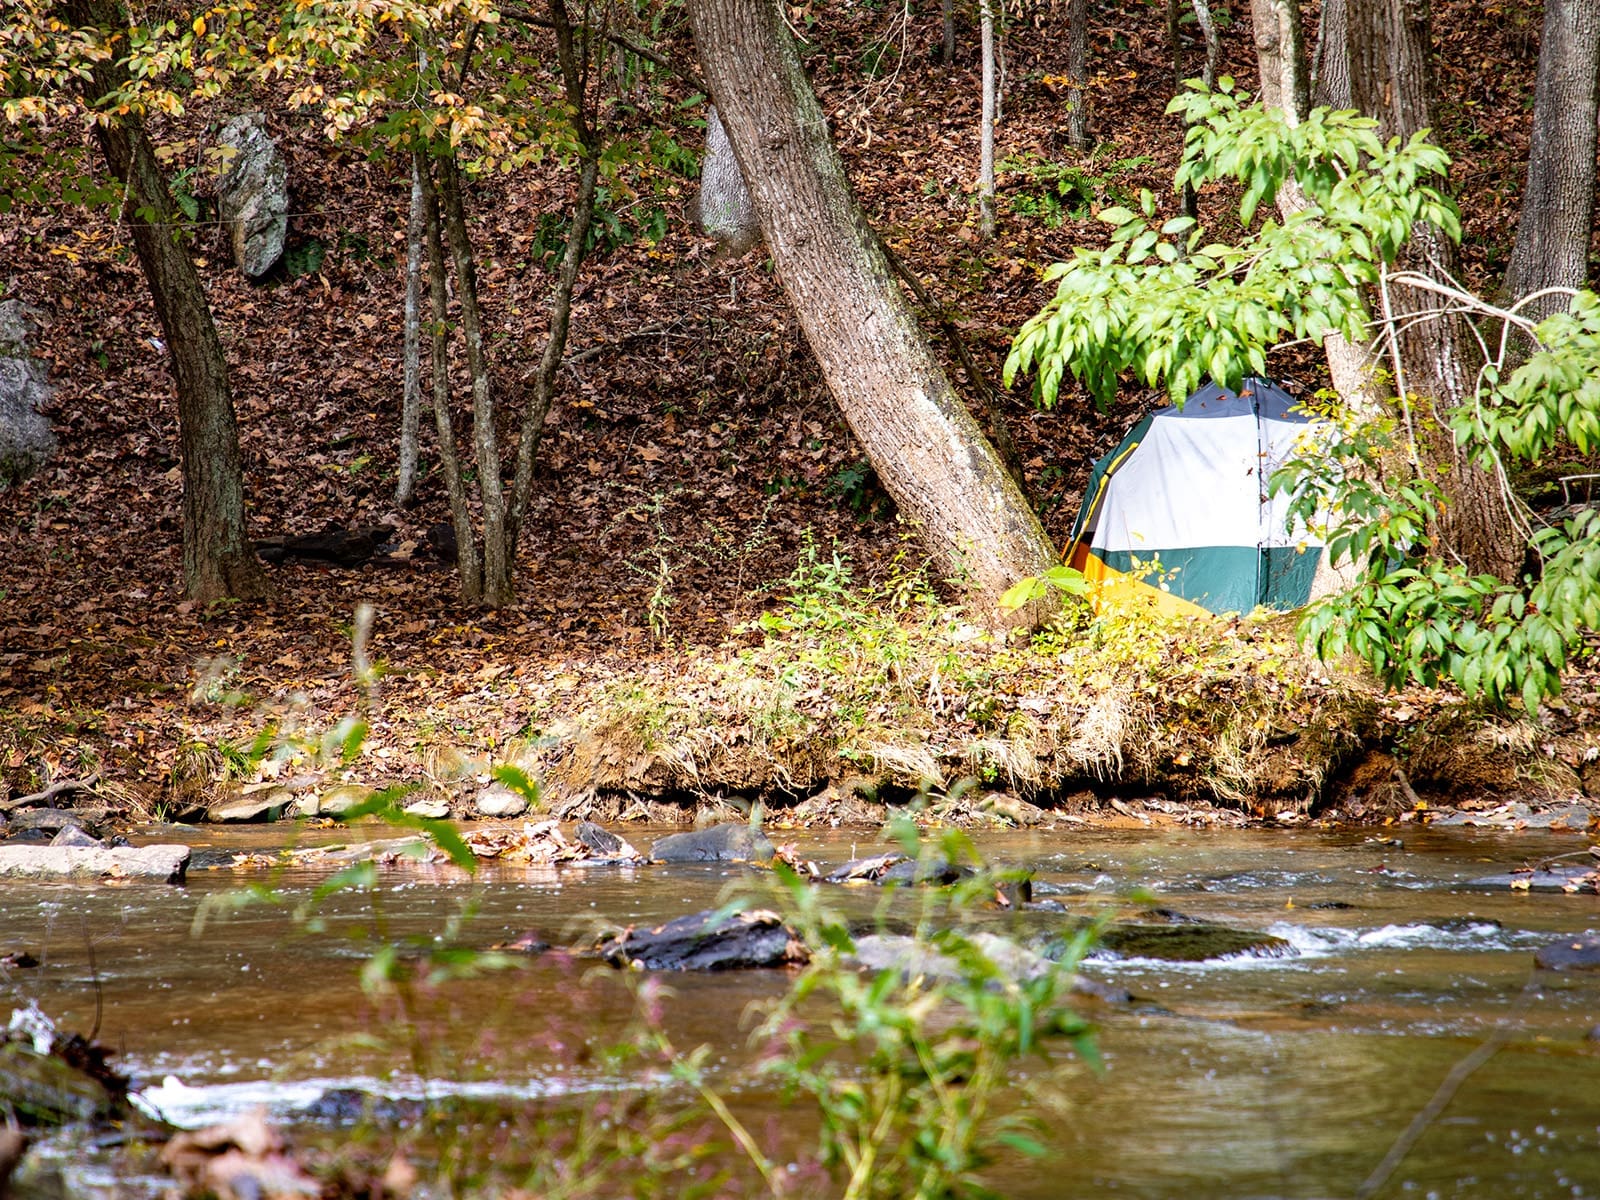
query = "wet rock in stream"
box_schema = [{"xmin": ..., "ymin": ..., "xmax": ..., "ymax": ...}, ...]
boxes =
[
  {"xmin": 599, "ymin": 908, "xmax": 808, "ymax": 970},
  {"xmin": 850, "ymin": 933, "xmax": 1132, "ymax": 1005},
  {"xmin": 650, "ymin": 823, "xmax": 774, "ymax": 864},
  {"xmin": 1032, "ymin": 917, "xmax": 1296, "ymax": 964},
  {"xmin": 0, "ymin": 844, "xmax": 190, "ymax": 883},
  {"xmin": 295, "ymin": 1088, "xmax": 427, "ymax": 1127},
  {"xmin": 1094, "ymin": 923, "xmax": 1296, "ymax": 962},
  {"xmin": 1534, "ymin": 935, "xmax": 1600, "ymax": 971},
  {"xmin": 1467, "ymin": 866, "xmax": 1599, "ymax": 893}
]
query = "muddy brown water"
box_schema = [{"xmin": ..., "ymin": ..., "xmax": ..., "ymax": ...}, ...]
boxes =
[{"xmin": 8, "ymin": 823, "xmax": 1600, "ymax": 1199}]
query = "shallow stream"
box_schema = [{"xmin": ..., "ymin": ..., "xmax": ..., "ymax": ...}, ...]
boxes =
[{"xmin": 8, "ymin": 823, "xmax": 1600, "ymax": 1199}]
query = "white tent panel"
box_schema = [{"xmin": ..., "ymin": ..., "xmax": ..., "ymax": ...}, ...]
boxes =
[{"xmin": 1091, "ymin": 413, "xmax": 1265, "ymax": 552}]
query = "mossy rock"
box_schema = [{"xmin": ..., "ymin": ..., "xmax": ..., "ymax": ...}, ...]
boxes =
[{"xmin": 1097, "ymin": 923, "xmax": 1295, "ymax": 962}]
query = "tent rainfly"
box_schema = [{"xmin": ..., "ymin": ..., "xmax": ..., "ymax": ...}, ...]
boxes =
[{"xmin": 1066, "ymin": 378, "xmax": 1344, "ymax": 619}]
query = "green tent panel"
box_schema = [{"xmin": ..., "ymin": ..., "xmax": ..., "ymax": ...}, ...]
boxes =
[{"xmin": 1066, "ymin": 378, "xmax": 1333, "ymax": 618}]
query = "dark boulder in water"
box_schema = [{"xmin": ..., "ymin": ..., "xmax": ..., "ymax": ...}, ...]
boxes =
[
  {"xmin": 1535, "ymin": 935, "xmax": 1600, "ymax": 971},
  {"xmin": 598, "ymin": 908, "xmax": 808, "ymax": 971},
  {"xmin": 650, "ymin": 823, "xmax": 774, "ymax": 863},
  {"xmin": 1035, "ymin": 920, "xmax": 1295, "ymax": 963}
]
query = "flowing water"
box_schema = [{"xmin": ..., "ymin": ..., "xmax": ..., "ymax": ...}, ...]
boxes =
[{"xmin": 8, "ymin": 822, "xmax": 1600, "ymax": 1199}]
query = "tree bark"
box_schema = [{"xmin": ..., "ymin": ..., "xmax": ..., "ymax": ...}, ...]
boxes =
[
  {"xmin": 979, "ymin": 0, "xmax": 998, "ymax": 239},
  {"xmin": 1502, "ymin": 0, "xmax": 1600, "ymax": 323},
  {"xmin": 416, "ymin": 153, "xmax": 483, "ymax": 605},
  {"xmin": 64, "ymin": 0, "xmax": 271, "ymax": 604},
  {"xmin": 1253, "ymin": 0, "xmax": 1381, "ymax": 415},
  {"xmin": 1311, "ymin": 0, "xmax": 1352, "ymax": 108},
  {"xmin": 437, "ymin": 154, "xmax": 513, "ymax": 606},
  {"xmin": 942, "ymin": 0, "xmax": 956, "ymax": 66},
  {"xmin": 687, "ymin": 0, "xmax": 1058, "ymax": 623},
  {"xmin": 510, "ymin": 0, "xmax": 601, "ymax": 547},
  {"xmin": 396, "ymin": 153, "xmax": 425, "ymax": 506},
  {"xmin": 1065, "ymin": 0, "xmax": 1089, "ymax": 150},
  {"xmin": 1346, "ymin": 0, "xmax": 1521, "ymax": 579}
]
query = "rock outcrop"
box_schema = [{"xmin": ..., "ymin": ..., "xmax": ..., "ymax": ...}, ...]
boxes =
[
  {"xmin": 0, "ymin": 300, "xmax": 55, "ymax": 488},
  {"xmin": 216, "ymin": 113, "xmax": 289, "ymax": 277}
]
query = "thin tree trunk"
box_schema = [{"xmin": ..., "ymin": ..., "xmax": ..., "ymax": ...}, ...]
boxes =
[
  {"xmin": 688, "ymin": 0, "xmax": 1059, "ymax": 624},
  {"xmin": 416, "ymin": 153, "xmax": 483, "ymax": 604},
  {"xmin": 1169, "ymin": 0, "xmax": 1198, "ymax": 221},
  {"xmin": 1347, "ymin": 0, "xmax": 1521, "ymax": 579},
  {"xmin": 1251, "ymin": 0, "xmax": 1381, "ymax": 415},
  {"xmin": 437, "ymin": 154, "xmax": 512, "ymax": 606},
  {"xmin": 1502, "ymin": 0, "xmax": 1600, "ymax": 323},
  {"xmin": 942, "ymin": 0, "xmax": 955, "ymax": 66},
  {"xmin": 1065, "ymin": 0, "xmax": 1089, "ymax": 150},
  {"xmin": 510, "ymin": 0, "xmax": 602, "ymax": 544},
  {"xmin": 1192, "ymin": 0, "xmax": 1222, "ymax": 98},
  {"xmin": 396, "ymin": 154, "xmax": 425, "ymax": 505},
  {"xmin": 65, "ymin": 0, "xmax": 270, "ymax": 604},
  {"xmin": 979, "ymin": 0, "xmax": 998, "ymax": 239}
]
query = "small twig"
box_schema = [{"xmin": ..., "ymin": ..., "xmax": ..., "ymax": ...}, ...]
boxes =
[{"xmin": 0, "ymin": 774, "xmax": 102, "ymax": 813}]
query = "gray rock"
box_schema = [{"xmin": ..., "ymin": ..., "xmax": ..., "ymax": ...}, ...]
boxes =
[
  {"xmin": 316, "ymin": 783, "xmax": 371, "ymax": 817},
  {"xmin": 0, "ymin": 300, "xmax": 55, "ymax": 488},
  {"xmin": 206, "ymin": 791, "xmax": 288, "ymax": 823},
  {"xmin": 1467, "ymin": 866, "xmax": 1597, "ymax": 893},
  {"xmin": 598, "ymin": 908, "xmax": 806, "ymax": 971},
  {"xmin": 216, "ymin": 113, "xmax": 289, "ymax": 277},
  {"xmin": 851, "ymin": 932, "xmax": 1131, "ymax": 1004},
  {"xmin": 0, "ymin": 844, "xmax": 189, "ymax": 883},
  {"xmin": 47, "ymin": 826, "xmax": 104, "ymax": 849},
  {"xmin": 1535, "ymin": 935, "xmax": 1600, "ymax": 970},
  {"xmin": 878, "ymin": 855, "xmax": 976, "ymax": 887},
  {"xmin": 575, "ymin": 821, "xmax": 624, "ymax": 856},
  {"xmin": 651, "ymin": 822, "xmax": 774, "ymax": 863},
  {"xmin": 1431, "ymin": 802, "xmax": 1592, "ymax": 831},
  {"xmin": 474, "ymin": 783, "xmax": 528, "ymax": 818},
  {"xmin": 402, "ymin": 798, "xmax": 452, "ymax": 820},
  {"xmin": 8, "ymin": 810, "xmax": 88, "ymax": 837}
]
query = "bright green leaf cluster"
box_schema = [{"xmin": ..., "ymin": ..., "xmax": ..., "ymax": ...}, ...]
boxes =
[{"xmin": 1004, "ymin": 83, "xmax": 1458, "ymax": 411}]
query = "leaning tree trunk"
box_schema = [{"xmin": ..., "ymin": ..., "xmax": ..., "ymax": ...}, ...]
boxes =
[
  {"xmin": 1347, "ymin": 0, "xmax": 1521, "ymax": 579},
  {"xmin": 687, "ymin": 0, "xmax": 1059, "ymax": 623},
  {"xmin": 66, "ymin": 0, "xmax": 270, "ymax": 604},
  {"xmin": 1501, "ymin": 0, "xmax": 1600, "ymax": 324}
]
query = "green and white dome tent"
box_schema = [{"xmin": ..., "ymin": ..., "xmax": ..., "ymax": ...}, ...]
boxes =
[{"xmin": 1066, "ymin": 377, "xmax": 1350, "ymax": 618}]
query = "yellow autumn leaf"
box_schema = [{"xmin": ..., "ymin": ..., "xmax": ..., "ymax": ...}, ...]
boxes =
[{"xmin": 192, "ymin": 15, "xmax": 205, "ymax": 34}]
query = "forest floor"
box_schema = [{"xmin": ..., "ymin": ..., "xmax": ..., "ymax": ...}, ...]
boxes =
[{"xmin": 2, "ymin": 0, "xmax": 1598, "ymax": 831}]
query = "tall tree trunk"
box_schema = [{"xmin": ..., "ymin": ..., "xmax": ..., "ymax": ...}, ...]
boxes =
[
  {"xmin": 1249, "ymin": 0, "xmax": 1303, "ymax": 118},
  {"xmin": 510, "ymin": 0, "xmax": 602, "ymax": 548},
  {"xmin": 1311, "ymin": 0, "xmax": 1351, "ymax": 108},
  {"xmin": 1347, "ymin": 0, "xmax": 1521, "ymax": 579},
  {"xmin": 65, "ymin": 0, "xmax": 270, "ymax": 604},
  {"xmin": 396, "ymin": 153, "xmax": 425, "ymax": 506},
  {"xmin": 979, "ymin": 0, "xmax": 998, "ymax": 239},
  {"xmin": 1064, "ymin": 0, "xmax": 1089, "ymax": 150},
  {"xmin": 942, "ymin": 0, "xmax": 956, "ymax": 66},
  {"xmin": 688, "ymin": 0, "xmax": 1058, "ymax": 624},
  {"xmin": 1253, "ymin": 0, "xmax": 1380, "ymax": 415},
  {"xmin": 1502, "ymin": 0, "xmax": 1600, "ymax": 323},
  {"xmin": 417, "ymin": 153, "xmax": 483, "ymax": 605}
]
